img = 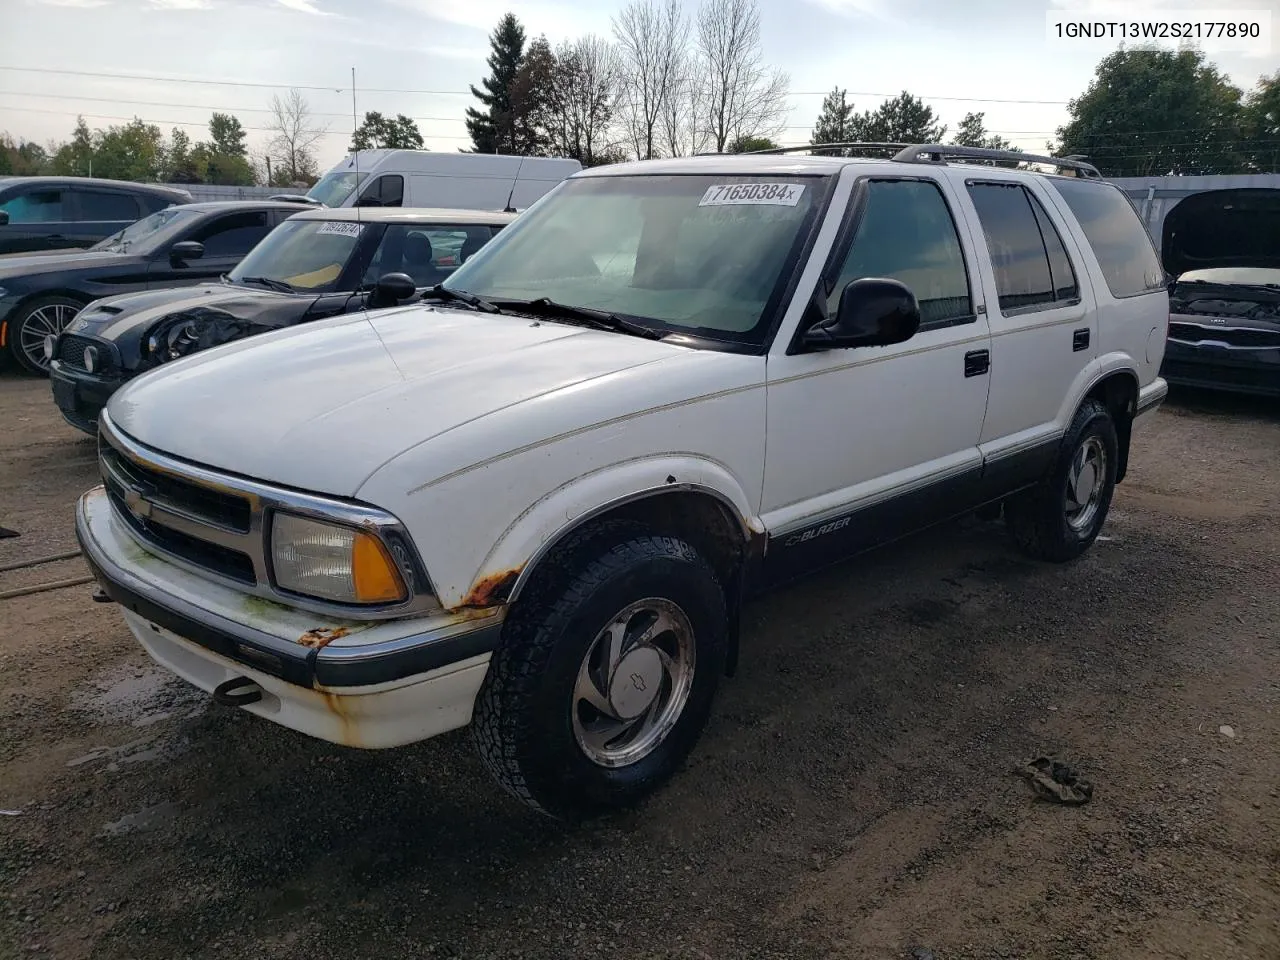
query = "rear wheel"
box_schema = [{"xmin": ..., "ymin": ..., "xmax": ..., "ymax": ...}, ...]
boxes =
[
  {"xmin": 1005, "ymin": 398, "xmax": 1118, "ymax": 562},
  {"xmin": 471, "ymin": 525, "xmax": 727, "ymax": 820},
  {"xmin": 8, "ymin": 296, "xmax": 83, "ymax": 376}
]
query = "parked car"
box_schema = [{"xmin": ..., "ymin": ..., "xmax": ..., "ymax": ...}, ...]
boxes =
[
  {"xmin": 1157, "ymin": 187, "xmax": 1280, "ymax": 397},
  {"xmin": 0, "ymin": 176, "xmax": 191, "ymax": 256},
  {"xmin": 49, "ymin": 206, "xmax": 514, "ymax": 433},
  {"xmin": 1, "ymin": 200, "xmax": 298, "ymax": 375},
  {"xmin": 76, "ymin": 145, "xmax": 1168, "ymax": 820},
  {"xmin": 305, "ymin": 150, "xmax": 582, "ymax": 211}
]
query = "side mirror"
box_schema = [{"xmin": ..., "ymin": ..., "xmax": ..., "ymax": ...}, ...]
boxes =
[
  {"xmin": 371, "ymin": 272, "xmax": 417, "ymax": 307},
  {"xmin": 0, "ymin": 210, "xmax": 9, "ymax": 226},
  {"xmin": 169, "ymin": 240, "xmax": 204, "ymax": 265},
  {"xmin": 801, "ymin": 278, "xmax": 921, "ymax": 351}
]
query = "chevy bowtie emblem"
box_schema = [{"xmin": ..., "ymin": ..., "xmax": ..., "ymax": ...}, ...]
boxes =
[{"xmin": 124, "ymin": 488, "xmax": 153, "ymax": 519}]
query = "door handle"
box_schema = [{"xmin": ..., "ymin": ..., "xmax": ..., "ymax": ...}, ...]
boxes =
[
  {"xmin": 1073, "ymin": 328, "xmax": 1090, "ymax": 352},
  {"xmin": 964, "ymin": 349, "xmax": 990, "ymax": 377}
]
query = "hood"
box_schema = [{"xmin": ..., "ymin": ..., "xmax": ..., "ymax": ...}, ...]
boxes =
[
  {"xmin": 106, "ymin": 304, "xmax": 695, "ymax": 496},
  {"xmin": 72, "ymin": 283, "xmax": 315, "ymax": 369},
  {"xmin": 0, "ymin": 249, "xmax": 131, "ymax": 279},
  {"xmin": 1162, "ymin": 188, "xmax": 1280, "ymax": 278}
]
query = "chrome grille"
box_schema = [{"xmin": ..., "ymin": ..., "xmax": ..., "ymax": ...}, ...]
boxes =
[{"xmin": 96, "ymin": 411, "xmax": 439, "ymax": 620}]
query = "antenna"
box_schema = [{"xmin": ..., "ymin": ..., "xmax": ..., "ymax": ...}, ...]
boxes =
[{"xmin": 503, "ymin": 157, "xmax": 522, "ymax": 213}]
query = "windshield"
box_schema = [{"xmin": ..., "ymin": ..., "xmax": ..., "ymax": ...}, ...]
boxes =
[
  {"xmin": 1179, "ymin": 267, "xmax": 1280, "ymax": 287},
  {"xmin": 228, "ymin": 219, "xmax": 367, "ymax": 291},
  {"xmin": 306, "ymin": 171, "xmax": 368, "ymax": 207},
  {"xmin": 442, "ymin": 173, "xmax": 833, "ymax": 343},
  {"xmin": 90, "ymin": 207, "xmax": 199, "ymax": 254}
]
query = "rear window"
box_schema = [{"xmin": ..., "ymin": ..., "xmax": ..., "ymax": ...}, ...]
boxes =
[
  {"xmin": 1050, "ymin": 179, "xmax": 1164, "ymax": 299},
  {"xmin": 72, "ymin": 190, "xmax": 141, "ymax": 222}
]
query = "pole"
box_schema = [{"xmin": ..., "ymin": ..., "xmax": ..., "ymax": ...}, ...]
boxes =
[
  {"xmin": 265, "ymin": 156, "xmax": 272, "ymax": 184},
  {"xmin": 351, "ymin": 67, "xmax": 358, "ymax": 135}
]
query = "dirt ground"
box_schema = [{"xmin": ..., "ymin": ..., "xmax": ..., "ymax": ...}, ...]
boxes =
[{"xmin": 1, "ymin": 373, "xmax": 1277, "ymax": 960}]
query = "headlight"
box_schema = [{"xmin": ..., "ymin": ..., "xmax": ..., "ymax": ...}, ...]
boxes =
[{"xmin": 270, "ymin": 513, "xmax": 407, "ymax": 605}]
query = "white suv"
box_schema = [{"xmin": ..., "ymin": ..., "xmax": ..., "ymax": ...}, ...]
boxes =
[{"xmin": 77, "ymin": 145, "xmax": 1169, "ymax": 819}]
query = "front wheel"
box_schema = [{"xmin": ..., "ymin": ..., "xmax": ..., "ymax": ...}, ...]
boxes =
[
  {"xmin": 1005, "ymin": 398, "xmax": 1118, "ymax": 562},
  {"xmin": 471, "ymin": 528, "xmax": 728, "ymax": 820},
  {"xmin": 8, "ymin": 296, "xmax": 83, "ymax": 375}
]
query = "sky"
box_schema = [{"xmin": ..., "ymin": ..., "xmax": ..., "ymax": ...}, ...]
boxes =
[{"xmin": 1, "ymin": 0, "xmax": 1276, "ymax": 174}]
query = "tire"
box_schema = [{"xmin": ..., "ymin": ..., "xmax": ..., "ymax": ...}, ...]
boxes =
[
  {"xmin": 1005, "ymin": 398, "xmax": 1118, "ymax": 563},
  {"xmin": 7, "ymin": 296, "xmax": 84, "ymax": 376},
  {"xmin": 472, "ymin": 524, "xmax": 728, "ymax": 820}
]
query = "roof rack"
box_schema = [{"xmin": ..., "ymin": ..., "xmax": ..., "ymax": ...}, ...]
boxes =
[
  {"xmin": 748, "ymin": 142, "xmax": 910, "ymax": 156},
  {"xmin": 893, "ymin": 144, "xmax": 1102, "ymax": 178}
]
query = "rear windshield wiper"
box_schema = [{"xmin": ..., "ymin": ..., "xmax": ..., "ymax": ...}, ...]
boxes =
[
  {"xmin": 424, "ymin": 284, "xmax": 502, "ymax": 314},
  {"xmin": 488, "ymin": 297, "xmax": 666, "ymax": 340}
]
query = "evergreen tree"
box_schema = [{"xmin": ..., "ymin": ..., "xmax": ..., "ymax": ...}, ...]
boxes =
[
  {"xmin": 811, "ymin": 87, "xmax": 855, "ymax": 154},
  {"xmin": 466, "ymin": 13, "xmax": 527, "ymax": 154}
]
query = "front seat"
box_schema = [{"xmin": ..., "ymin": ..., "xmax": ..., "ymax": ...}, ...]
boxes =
[
  {"xmin": 401, "ymin": 233, "xmax": 436, "ymax": 286},
  {"xmin": 459, "ymin": 233, "xmax": 484, "ymax": 265}
]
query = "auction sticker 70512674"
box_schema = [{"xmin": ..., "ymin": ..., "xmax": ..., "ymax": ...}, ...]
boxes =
[{"xmin": 699, "ymin": 183, "xmax": 806, "ymax": 207}]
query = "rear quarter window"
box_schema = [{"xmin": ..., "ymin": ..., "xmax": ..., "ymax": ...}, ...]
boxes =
[{"xmin": 1050, "ymin": 179, "xmax": 1164, "ymax": 299}]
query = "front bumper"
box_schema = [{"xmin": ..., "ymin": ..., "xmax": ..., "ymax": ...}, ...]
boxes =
[
  {"xmin": 76, "ymin": 486, "xmax": 503, "ymax": 748},
  {"xmin": 49, "ymin": 360, "xmax": 124, "ymax": 435},
  {"xmin": 1161, "ymin": 341, "xmax": 1280, "ymax": 398}
]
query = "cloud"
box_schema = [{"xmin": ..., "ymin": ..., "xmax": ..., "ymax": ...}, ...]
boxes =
[
  {"xmin": 803, "ymin": 0, "xmax": 888, "ymax": 16},
  {"xmin": 30, "ymin": 0, "xmax": 111, "ymax": 7},
  {"xmin": 148, "ymin": 0, "xmax": 213, "ymax": 8},
  {"xmin": 1046, "ymin": 0, "xmax": 1263, "ymax": 8},
  {"xmin": 388, "ymin": 0, "xmax": 613, "ymax": 39},
  {"xmin": 273, "ymin": 0, "xmax": 331, "ymax": 13}
]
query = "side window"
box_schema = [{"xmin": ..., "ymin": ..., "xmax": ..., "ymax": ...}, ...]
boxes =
[
  {"xmin": 1050, "ymin": 178, "xmax": 1165, "ymax": 299},
  {"xmin": 0, "ymin": 189, "xmax": 63, "ymax": 223},
  {"xmin": 191, "ymin": 212, "xmax": 271, "ymax": 258},
  {"xmin": 1027, "ymin": 190, "xmax": 1079, "ymax": 303},
  {"xmin": 359, "ymin": 175, "xmax": 404, "ymax": 208},
  {"xmin": 966, "ymin": 182, "xmax": 1057, "ymax": 313},
  {"xmin": 364, "ymin": 224, "xmax": 492, "ymax": 286},
  {"xmin": 830, "ymin": 179, "xmax": 972, "ymax": 327},
  {"xmin": 71, "ymin": 190, "xmax": 142, "ymax": 222}
]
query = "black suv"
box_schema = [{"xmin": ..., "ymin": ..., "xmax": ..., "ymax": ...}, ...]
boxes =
[{"xmin": 0, "ymin": 176, "xmax": 192, "ymax": 255}]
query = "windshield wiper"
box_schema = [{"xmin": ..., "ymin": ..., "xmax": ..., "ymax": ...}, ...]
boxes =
[
  {"xmin": 424, "ymin": 284, "xmax": 502, "ymax": 314},
  {"xmin": 488, "ymin": 297, "xmax": 665, "ymax": 340},
  {"xmin": 237, "ymin": 276, "xmax": 297, "ymax": 293}
]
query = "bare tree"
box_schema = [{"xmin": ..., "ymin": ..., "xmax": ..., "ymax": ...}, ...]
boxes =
[
  {"xmin": 695, "ymin": 0, "xmax": 789, "ymax": 153},
  {"xmin": 265, "ymin": 89, "xmax": 328, "ymax": 184},
  {"xmin": 661, "ymin": 61, "xmax": 708, "ymax": 157},
  {"xmin": 551, "ymin": 35, "xmax": 622, "ymax": 165},
  {"xmin": 612, "ymin": 0, "xmax": 688, "ymax": 159}
]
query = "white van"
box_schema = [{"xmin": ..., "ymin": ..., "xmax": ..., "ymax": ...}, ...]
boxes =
[{"xmin": 300, "ymin": 151, "xmax": 583, "ymax": 212}]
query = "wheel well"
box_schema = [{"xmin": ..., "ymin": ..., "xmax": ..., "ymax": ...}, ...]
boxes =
[
  {"xmin": 1085, "ymin": 372, "xmax": 1138, "ymax": 483},
  {"xmin": 512, "ymin": 490, "xmax": 755, "ymax": 676}
]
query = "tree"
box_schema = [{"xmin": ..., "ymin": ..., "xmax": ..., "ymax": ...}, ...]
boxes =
[
  {"xmin": 163, "ymin": 127, "xmax": 202, "ymax": 183},
  {"xmin": 265, "ymin": 89, "xmax": 327, "ymax": 183},
  {"xmin": 84, "ymin": 118, "xmax": 165, "ymax": 181},
  {"xmin": 728, "ymin": 134, "xmax": 778, "ymax": 152},
  {"xmin": 613, "ymin": 0, "xmax": 687, "ymax": 160},
  {"xmin": 1243, "ymin": 71, "xmax": 1280, "ymax": 172},
  {"xmin": 845, "ymin": 92, "xmax": 945, "ymax": 144},
  {"xmin": 51, "ymin": 116, "xmax": 94, "ymax": 176},
  {"xmin": 350, "ymin": 111, "xmax": 425, "ymax": 151},
  {"xmin": 208, "ymin": 112, "xmax": 248, "ymax": 157},
  {"xmin": 811, "ymin": 87, "xmax": 856, "ymax": 154},
  {"xmin": 695, "ymin": 0, "xmax": 789, "ymax": 153},
  {"xmin": 0, "ymin": 134, "xmax": 49, "ymax": 176},
  {"xmin": 1055, "ymin": 48, "xmax": 1246, "ymax": 177},
  {"xmin": 533, "ymin": 36, "xmax": 621, "ymax": 164},
  {"xmin": 466, "ymin": 12, "xmax": 526, "ymax": 154},
  {"xmin": 509, "ymin": 35, "xmax": 557, "ymax": 156}
]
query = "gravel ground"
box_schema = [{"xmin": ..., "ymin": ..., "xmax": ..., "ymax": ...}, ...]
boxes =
[{"xmin": 1, "ymin": 374, "xmax": 1277, "ymax": 960}]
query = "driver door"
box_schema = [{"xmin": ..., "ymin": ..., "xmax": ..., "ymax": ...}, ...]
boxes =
[{"xmin": 760, "ymin": 173, "xmax": 993, "ymax": 581}]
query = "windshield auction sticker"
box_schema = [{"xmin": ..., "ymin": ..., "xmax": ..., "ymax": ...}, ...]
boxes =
[
  {"xmin": 315, "ymin": 222, "xmax": 365, "ymax": 238},
  {"xmin": 699, "ymin": 183, "xmax": 805, "ymax": 207}
]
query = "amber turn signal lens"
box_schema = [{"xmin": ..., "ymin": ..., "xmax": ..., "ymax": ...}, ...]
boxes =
[{"xmin": 351, "ymin": 530, "xmax": 407, "ymax": 604}]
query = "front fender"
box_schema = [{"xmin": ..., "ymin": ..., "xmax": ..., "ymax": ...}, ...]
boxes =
[{"xmin": 421, "ymin": 455, "xmax": 761, "ymax": 611}]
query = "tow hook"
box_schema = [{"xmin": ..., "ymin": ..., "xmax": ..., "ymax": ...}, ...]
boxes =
[{"xmin": 212, "ymin": 676, "xmax": 264, "ymax": 707}]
